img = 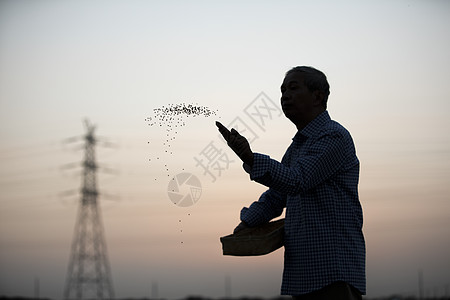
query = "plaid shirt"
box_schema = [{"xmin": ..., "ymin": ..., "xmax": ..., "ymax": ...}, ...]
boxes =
[{"xmin": 240, "ymin": 111, "xmax": 366, "ymax": 296}]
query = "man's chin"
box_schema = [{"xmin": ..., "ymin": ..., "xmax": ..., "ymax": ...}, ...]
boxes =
[
  {"xmin": 282, "ymin": 109, "xmax": 291, "ymax": 118},
  {"xmin": 283, "ymin": 111, "xmax": 295, "ymax": 121},
  {"xmin": 284, "ymin": 114, "xmax": 301, "ymax": 127}
]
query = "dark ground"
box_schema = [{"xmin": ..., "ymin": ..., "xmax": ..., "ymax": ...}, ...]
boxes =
[{"xmin": 2, "ymin": 296, "xmax": 450, "ymax": 300}]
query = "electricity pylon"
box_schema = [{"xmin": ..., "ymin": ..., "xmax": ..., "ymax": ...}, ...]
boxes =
[{"xmin": 64, "ymin": 120, "xmax": 115, "ymax": 300}]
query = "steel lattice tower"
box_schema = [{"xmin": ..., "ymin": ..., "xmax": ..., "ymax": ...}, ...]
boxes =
[{"xmin": 64, "ymin": 120, "xmax": 115, "ymax": 300}]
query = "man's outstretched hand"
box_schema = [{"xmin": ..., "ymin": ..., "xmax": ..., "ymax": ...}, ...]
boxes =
[{"xmin": 216, "ymin": 121, "xmax": 254, "ymax": 167}]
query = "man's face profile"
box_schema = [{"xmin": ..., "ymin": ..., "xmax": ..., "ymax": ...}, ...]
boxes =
[{"xmin": 280, "ymin": 72, "xmax": 317, "ymax": 128}]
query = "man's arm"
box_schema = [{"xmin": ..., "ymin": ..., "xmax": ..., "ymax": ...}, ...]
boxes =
[
  {"xmin": 250, "ymin": 131, "xmax": 351, "ymax": 195},
  {"xmin": 240, "ymin": 188, "xmax": 286, "ymax": 226},
  {"xmin": 216, "ymin": 121, "xmax": 352, "ymax": 195},
  {"xmin": 233, "ymin": 188, "xmax": 287, "ymax": 233}
]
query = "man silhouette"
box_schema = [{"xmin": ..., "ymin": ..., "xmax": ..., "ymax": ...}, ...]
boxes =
[{"xmin": 216, "ymin": 66, "xmax": 365, "ymax": 300}]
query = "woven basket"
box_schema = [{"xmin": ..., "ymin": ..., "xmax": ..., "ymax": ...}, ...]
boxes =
[{"xmin": 220, "ymin": 218, "xmax": 285, "ymax": 256}]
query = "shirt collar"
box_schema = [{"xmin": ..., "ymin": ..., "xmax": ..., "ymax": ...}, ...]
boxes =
[{"xmin": 292, "ymin": 110, "xmax": 330, "ymax": 141}]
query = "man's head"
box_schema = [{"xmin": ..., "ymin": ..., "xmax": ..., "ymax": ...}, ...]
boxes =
[
  {"xmin": 285, "ymin": 66, "xmax": 330, "ymax": 109},
  {"xmin": 281, "ymin": 66, "xmax": 330, "ymax": 130}
]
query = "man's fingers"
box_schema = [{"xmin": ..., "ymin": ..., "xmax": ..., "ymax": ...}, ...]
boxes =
[
  {"xmin": 215, "ymin": 121, "xmax": 242, "ymax": 140},
  {"xmin": 215, "ymin": 121, "xmax": 231, "ymax": 141},
  {"xmin": 215, "ymin": 121, "xmax": 225, "ymax": 129},
  {"xmin": 230, "ymin": 128, "xmax": 240, "ymax": 137},
  {"xmin": 216, "ymin": 121, "xmax": 253, "ymax": 166},
  {"xmin": 216, "ymin": 121, "xmax": 250, "ymax": 156},
  {"xmin": 216, "ymin": 121, "xmax": 241, "ymax": 143}
]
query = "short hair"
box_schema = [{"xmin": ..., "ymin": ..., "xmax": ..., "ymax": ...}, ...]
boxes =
[{"xmin": 286, "ymin": 66, "xmax": 330, "ymax": 109}]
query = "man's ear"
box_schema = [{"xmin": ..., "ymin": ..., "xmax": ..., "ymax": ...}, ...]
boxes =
[{"xmin": 312, "ymin": 90, "xmax": 325, "ymax": 107}]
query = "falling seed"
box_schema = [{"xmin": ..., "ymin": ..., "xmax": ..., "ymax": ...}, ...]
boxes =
[{"xmin": 145, "ymin": 103, "xmax": 218, "ymax": 179}]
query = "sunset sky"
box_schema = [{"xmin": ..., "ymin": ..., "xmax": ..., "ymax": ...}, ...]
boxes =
[{"xmin": 1, "ymin": 0, "xmax": 450, "ymax": 299}]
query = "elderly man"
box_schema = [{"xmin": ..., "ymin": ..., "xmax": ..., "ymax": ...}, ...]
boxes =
[{"xmin": 216, "ymin": 66, "xmax": 365, "ymax": 300}]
